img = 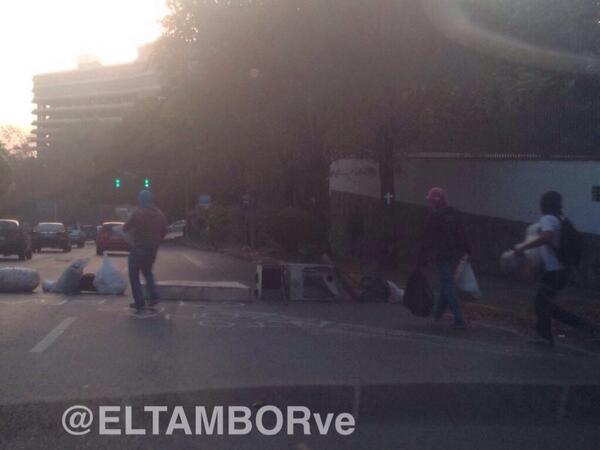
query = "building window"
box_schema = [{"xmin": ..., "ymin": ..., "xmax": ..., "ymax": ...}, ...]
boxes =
[{"xmin": 592, "ymin": 186, "xmax": 600, "ymax": 202}]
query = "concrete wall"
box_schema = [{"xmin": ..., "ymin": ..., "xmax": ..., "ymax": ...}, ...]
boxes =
[
  {"xmin": 329, "ymin": 158, "xmax": 600, "ymax": 289},
  {"xmin": 331, "ymin": 158, "xmax": 600, "ymax": 235}
]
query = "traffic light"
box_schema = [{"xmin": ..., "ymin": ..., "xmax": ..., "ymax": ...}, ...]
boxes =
[
  {"xmin": 114, "ymin": 177, "xmax": 121, "ymax": 188},
  {"xmin": 144, "ymin": 178, "xmax": 150, "ymax": 188}
]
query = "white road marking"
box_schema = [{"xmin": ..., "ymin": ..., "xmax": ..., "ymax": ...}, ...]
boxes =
[
  {"xmin": 129, "ymin": 310, "xmax": 158, "ymax": 319},
  {"xmin": 182, "ymin": 254, "xmax": 206, "ymax": 268},
  {"xmin": 178, "ymin": 301, "xmax": 184, "ymax": 307},
  {"xmin": 165, "ymin": 314, "xmax": 171, "ymax": 320},
  {"xmin": 98, "ymin": 299, "xmax": 106, "ymax": 305},
  {"xmin": 58, "ymin": 299, "xmax": 70, "ymax": 305},
  {"xmin": 30, "ymin": 317, "xmax": 76, "ymax": 353}
]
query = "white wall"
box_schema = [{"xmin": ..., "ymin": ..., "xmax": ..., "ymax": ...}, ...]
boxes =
[{"xmin": 330, "ymin": 158, "xmax": 600, "ymax": 235}]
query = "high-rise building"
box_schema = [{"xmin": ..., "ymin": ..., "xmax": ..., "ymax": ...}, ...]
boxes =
[{"xmin": 31, "ymin": 45, "xmax": 160, "ymax": 150}]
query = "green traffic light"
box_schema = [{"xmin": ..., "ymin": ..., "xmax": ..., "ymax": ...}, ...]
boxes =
[
  {"xmin": 144, "ymin": 178, "xmax": 150, "ymax": 188},
  {"xmin": 114, "ymin": 177, "xmax": 121, "ymax": 188}
]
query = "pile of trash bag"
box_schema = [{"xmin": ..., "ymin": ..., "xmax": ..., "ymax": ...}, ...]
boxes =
[
  {"xmin": 0, "ymin": 267, "xmax": 40, "ymax": 293},
  {"xmin": 43, "ymin": 258, "xmax": 90, "ymax": 295},
  {"xmin": 358, "ymin": 275, "xmax": 391, "ymax": 302},
  {"xmin": 43, "ymin": 255, "xmax": 127, "ymax": 295}
]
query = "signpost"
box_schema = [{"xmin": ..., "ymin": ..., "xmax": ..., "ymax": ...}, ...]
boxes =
[{"xmin": 198, "ymin": 194, "xmax": 212, "ymax": 209}]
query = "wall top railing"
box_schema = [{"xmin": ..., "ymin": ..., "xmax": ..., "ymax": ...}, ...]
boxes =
[{"xmin": 405, "ymin": 152, "xmax": 600, "ymax": 162}]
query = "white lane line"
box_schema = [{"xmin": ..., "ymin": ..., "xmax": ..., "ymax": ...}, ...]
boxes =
[
  {"xmin": 98, "ymin": 299, "xmax": 106, "ymax": 305},
  {"xmin": 165, "ymin": 314, "xmax": 171, "ymax": 321},
  {"xmin": 30, "ymin": 317, "xmax": 76, "ymax": 353},
  {"xmin": 58, "ymin": 299, "xmax": 70, "ymax": 305},
  {"xmin": 182, "ymin": 254, "xmax": 206, "ymax": 268}
]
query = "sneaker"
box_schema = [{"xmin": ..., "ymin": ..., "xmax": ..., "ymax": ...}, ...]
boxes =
[{"xmin": 129, "ymin": 302, "xmax": 144, "ymax": 311}]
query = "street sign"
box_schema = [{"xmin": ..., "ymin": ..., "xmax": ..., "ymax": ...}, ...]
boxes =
[{"xmin": 198, "ymin": 194, "xmax": 211, "ymax": 209}]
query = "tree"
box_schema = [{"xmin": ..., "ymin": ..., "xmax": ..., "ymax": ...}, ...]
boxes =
[{"xmin": 0, "ymin": 143, "xmax": 12, "ymax": 199}]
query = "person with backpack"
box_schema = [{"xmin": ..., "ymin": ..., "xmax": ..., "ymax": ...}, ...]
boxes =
[
  {"xmin": 513, "ymin": 191, "xmax": 592, "ymax": 343},
  {"xmin": 418, "ymin": 187, "xmax": 471, "ymax": 329}
]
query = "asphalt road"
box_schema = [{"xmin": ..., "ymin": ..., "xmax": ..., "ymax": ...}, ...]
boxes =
[{"xmin": 1, "ymin": 243, "xmax": 600, "ymax": 449}]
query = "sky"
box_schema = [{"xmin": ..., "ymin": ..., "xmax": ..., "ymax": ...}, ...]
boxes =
[{"xmin": 0, "ymin": 0, "xmax": 168, "ymax": 130}]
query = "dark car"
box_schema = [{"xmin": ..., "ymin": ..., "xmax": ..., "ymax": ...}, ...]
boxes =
[
  {"xmin": 31, "ymin": 222, "xmax": 72, "ymax": 253},
  {"xmin": 0, "ymin": 220, "xmax": 33, "ymax": 260},
  {"xmin": 67, "ymin": 224, "xmax": 86, "ymax": 248},
  {"xmin": 96, "ymin": 222, "xmax": 130, "ymax": 255},
  {"xmin": 82, "ymin": 225, "xmax": 97, "ymax": 242}
]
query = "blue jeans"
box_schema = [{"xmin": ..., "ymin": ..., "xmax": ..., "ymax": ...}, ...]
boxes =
[
  {"xmin": 128, "ymin": 248, "xmax": 159, "ymax": 308},
  {"xmin": 435, "ymin": 261, "xmax": 465, "ymax": 325}
]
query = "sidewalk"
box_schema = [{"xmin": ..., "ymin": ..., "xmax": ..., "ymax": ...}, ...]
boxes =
[{"xmin": 335, "ymin": 257, "xmax": 600, "ymax": 347}]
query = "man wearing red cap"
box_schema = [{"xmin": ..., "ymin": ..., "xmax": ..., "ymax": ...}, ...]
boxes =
[{"xmin": 418, "ymin": 187, "xmax": 471, "ymax": 328}]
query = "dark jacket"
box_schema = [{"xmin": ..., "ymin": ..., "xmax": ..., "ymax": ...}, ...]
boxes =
[
  {"xmin": 123, "ymin": 206, "xmax": 168, "ymax": 251},
  {"xmin": 419, "ymin": 207, "xmax": 471, "ymax": 264}
]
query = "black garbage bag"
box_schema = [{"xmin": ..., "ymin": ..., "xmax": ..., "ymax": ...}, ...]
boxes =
[
  {"xmin": 403, "ymin": 269, "xmax": 434, "ymax": 317},
  {"xmin": 358, "ymin": 275, "xmax": 390, "ymax": 303}
]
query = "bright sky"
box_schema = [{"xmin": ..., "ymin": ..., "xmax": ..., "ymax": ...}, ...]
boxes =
[{"xmin": 0, "ymin": 0, "xmax": 168, "ymax": 130}]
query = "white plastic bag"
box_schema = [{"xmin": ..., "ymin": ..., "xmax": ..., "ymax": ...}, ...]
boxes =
[
  {"xmin": 500, "ymin": 222, "xmax": 543, "ymax": 282},
  {"xmin": 0, "ymin": 267, "xmax": 40, "ymax": 293},
  {"xmin": 93, "ymin": 254, "xmax": 127, "ymax": 295},
  {"xmin": 51, "ymin": 258, "xmax": 90, "ymax": 295},
  {"xmin": 42, "ymin": 280, "xmax": 56, "ymax": 293},
  {"xmin": 387, "ymin": 281, "xmax": 405, "ymax": 303},
  {"xmin": 454, "ymin": 260, "xmax": 482, "ymax": 299}
]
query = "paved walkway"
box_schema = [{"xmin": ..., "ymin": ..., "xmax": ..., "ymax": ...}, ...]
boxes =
[{"xmin": 336, "ymin": 257, "xmax": 600, "ymax": 350}]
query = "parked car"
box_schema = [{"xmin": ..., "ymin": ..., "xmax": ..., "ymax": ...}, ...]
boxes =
[
  {"xmin": 82, "ymin": 225, "xmax": 97, "ymax": 242},
  {"xmin": 168, "ymin": 219, "xmax": 187, "ymax": 234},
  {"xmin": 0, "ymin": 220, "xmax": 33, "ymax": 260},
  {"xmin": 31, "ymin": 222, "xmax": 71, "ymax": 253},
  {"xmin": 67, "ymin": 225, "xmax": 86, "ymax": 248},
  {"xmin": 96, "ymin": 222, "xmax": 130, "ymax": 256}
]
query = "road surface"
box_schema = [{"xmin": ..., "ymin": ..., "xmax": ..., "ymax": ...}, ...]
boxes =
[{"xmin": 1, "ymin": 243, "xmax": 599, "ymax": 449}]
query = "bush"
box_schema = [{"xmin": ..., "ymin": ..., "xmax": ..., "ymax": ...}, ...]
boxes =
[
  {"xmin": 206, "ymin": 205, "xmax": 242, "ymax": 248},
  {"xmin": 267, "ymin": 207, "xmax": 320, "ymax": 254}
]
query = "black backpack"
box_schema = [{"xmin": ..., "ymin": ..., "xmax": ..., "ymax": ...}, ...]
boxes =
[{"xmin": 553, "ymin": 216, "xmax": 583, "ymax": 267}]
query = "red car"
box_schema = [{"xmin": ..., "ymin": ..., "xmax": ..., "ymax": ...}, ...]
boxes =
[{"xmin": 95, "ymin": 222, "xmax": 130, "ymax": 255}]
